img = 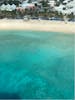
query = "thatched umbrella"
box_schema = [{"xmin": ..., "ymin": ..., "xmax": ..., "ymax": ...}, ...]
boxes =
[
  {"xmin": 0, "ymin": 4, "xmax": 6, "ymax": 11},
  {"xmin": 11, "ymin": 4, "xmax": 16, "ymax": 10},
  {"xmin": 6, "ymin": 4, "xmax": 12, "ymax": 11}
]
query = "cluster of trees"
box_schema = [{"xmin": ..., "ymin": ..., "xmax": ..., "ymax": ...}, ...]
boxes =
[
  {"xmin": 0, "ymin": 0, "xmax": 74, "ymax": 19},
  {"xmin": 0, "ymin": 0, "xmax": 51, "ymax": 18}
]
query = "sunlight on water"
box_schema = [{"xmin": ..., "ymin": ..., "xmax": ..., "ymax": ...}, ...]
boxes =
[{"xmin": 0, "ymin": 31, "xmax": 74, "ymax": 99}]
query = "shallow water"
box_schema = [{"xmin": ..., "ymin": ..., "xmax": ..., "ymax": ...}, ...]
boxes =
[{"xmin": 0, "ymin": 31, "xmax": 74, "ymax": 99}]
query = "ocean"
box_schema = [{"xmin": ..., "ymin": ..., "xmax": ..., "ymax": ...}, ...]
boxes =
[{"xmin": 0, "ymin": 30, "xmax": 74, "ymax": 99}]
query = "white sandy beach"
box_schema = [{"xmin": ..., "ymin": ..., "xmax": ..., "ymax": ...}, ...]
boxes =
[{"xmin": 0, "ymin": 19, "xmax": 75, "ymax": 34}]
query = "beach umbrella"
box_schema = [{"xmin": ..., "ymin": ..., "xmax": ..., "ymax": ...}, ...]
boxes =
[
  {"xmin": 61, "ymin": 6, "xmax": 75, "ymax": 15},
  {"xmin": 69, "ymin": 7, "xmax": 75, "ymax": 15},
  {"xmin": 6, "ymin": 4, "xmax": 12, "ymax": 11},
  {"xmin": 73, "ymin": 7, "xmax": 75, "ymax": 15},
  {"xmin": 48, "ymin": 1, "xmax": 55, "ymax": 7},
  {"xmin": 61, "ymin": 9, "xmax": 71, "ymax": 15},
  {"xmin": 54, "ymin": 4, "xmax": 65, "ymax": 13},
  {"xmin": 63, "ymin": 0, "xmax": 69, "ymax": 3},
  {"xmin": 0, "ymin": 4, "xmax": 6, "ymax": 11},
  {"xmin": 11, "ymin": 4, "xmax": 16, "ymax": 10}
]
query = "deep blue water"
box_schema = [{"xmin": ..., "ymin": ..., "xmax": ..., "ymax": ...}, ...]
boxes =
[{"xmin": 0, "ymin": 31, "xmax": 74, "ymax": 99}]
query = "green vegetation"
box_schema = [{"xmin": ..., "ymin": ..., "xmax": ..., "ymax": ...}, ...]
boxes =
[{"xmin": 0, "ymin": 0, "xmax": 75, "ymax": 20}]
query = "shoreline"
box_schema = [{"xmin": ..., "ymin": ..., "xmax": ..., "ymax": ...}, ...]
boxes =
[{"xmin": 0, "ymin": 19, "xmax": 75, "ymax": 34}]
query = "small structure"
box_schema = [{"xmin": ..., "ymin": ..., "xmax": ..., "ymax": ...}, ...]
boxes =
[
  {"xmin": 6, "ymin": 4, "xmax": 12, "ymax": 11},
  {"xmin": 0, "ymin": 4, "xmax": 6, "ymax": 11},
  {"xmin": 0, "ymin": 4, "xmax": 16, "ymax": 11},
  {"xmin": 11, "ymin": 4, "xmax": 16, "ymax": 10}
]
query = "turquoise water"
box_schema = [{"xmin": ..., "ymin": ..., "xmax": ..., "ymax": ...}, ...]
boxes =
[{"xmin": 0, "ymin": 31, "xmax": 74, "ymax": 99}]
